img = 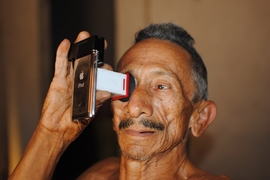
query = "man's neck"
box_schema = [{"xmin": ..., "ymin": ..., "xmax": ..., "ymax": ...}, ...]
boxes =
[{"xmin": 119, "ymin": 146, "xmax": 191, "ymax": 180}]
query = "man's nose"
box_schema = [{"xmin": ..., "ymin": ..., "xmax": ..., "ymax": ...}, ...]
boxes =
[{"xmin": 124, "ymin": 87, "xmax": 153, "ymax": 118}]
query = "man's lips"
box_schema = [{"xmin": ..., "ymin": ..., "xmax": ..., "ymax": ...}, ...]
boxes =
[{"xmin": 124, "ymin": 129, "xmax": 156, "ymax": 137}]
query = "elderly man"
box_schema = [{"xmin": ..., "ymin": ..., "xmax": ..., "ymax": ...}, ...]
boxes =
[{"xmin": 9, "ymin": 23, "xmax": 231, "ymax": 179}]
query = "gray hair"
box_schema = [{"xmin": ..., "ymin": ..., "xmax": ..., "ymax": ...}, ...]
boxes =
[{"xmin": 134, "ymin": 23, "xmax": 208, "ymax": 102}]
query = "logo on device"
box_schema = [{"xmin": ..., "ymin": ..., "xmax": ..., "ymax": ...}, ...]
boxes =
[{"xmin": 79, "ymin": 71, "xmax": 84, "ymax": 80}]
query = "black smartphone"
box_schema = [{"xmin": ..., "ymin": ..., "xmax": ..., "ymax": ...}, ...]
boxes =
[{"xmin": 68, "ymin": 35, "xmax": 104, "ymax": 122}]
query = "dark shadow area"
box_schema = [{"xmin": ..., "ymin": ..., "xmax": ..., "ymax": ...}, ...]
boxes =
[
  {"xmin": 0, "ymin": 45, "xmax": 8, "ymax": 180},
  {"xmin": 49, "ymin": 1, "xmax": 118, "ymax": 179}
]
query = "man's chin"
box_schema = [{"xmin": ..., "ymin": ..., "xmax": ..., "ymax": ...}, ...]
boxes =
[{"xmin": 120, "ymin": 149, "xmax": 154, "ymax": 161}]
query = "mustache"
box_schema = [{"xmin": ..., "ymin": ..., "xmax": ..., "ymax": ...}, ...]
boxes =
[{"xmin": 119, "ymin": 118, "xmax": 165, "ymax": 131}]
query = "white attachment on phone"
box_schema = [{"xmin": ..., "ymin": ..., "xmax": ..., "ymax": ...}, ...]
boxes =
[{"xmin": 97, "ymin": 68, "xmax": 129, "ymax": 96}]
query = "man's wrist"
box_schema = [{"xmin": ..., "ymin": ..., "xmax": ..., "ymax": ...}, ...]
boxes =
[{"xmin": 36, "ymin": 123, "xmax": 71, "ymax": 152}]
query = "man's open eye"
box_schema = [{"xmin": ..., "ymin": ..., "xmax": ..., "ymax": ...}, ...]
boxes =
[{"xmin": 157, "ymin": 84, "xmax": 169, "ymax": 89}]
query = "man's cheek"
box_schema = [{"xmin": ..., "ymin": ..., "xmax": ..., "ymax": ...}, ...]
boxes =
[
  {"xmin": 111, "ymin": 107, "xmax": 120, "ymax": 131},
  {"xmin": 113, "ymin": 110, "xmax": 128, "ymax": 130},
  {"xmin": 111, "ymin": 101, "xmax": 123, "ymax": 116}
]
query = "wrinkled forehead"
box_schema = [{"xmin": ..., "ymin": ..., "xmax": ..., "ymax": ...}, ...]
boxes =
[
  {"xmin": 117, "ymin": 38, "xmax": 196, "ymax": 100},
  {"xmin": 118, "ymin": 38, "xmax": 192, "ymax": 74}
]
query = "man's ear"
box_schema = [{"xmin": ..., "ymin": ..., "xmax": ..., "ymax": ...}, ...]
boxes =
[{"xmin": 189, "ymin": 100, "xmax": 217, "ymax": 137}]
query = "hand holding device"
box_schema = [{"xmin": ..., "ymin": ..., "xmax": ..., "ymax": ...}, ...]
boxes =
[{"xmin": 68, "ymin": 36, "xmax": 135, "ymax": 122}]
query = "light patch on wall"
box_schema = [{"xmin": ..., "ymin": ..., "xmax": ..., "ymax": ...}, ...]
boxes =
[
  {"xmin": 8, "ymin": 111, "xmax": 22, "ymax": 174},
  {"xmin": 6, "ymin": 70, "xmax": 22, "ymax": 174}
]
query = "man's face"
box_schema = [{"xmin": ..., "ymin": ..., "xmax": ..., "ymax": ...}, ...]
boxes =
[{"xmin": 111, "ymin": 38, "xmax": 196, "ymax": 161}]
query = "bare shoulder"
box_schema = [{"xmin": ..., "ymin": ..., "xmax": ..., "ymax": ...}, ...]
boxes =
[
  {"xmin": 192, "ymin": 173, "xmax": 233, "ymax": 180},
  {"xmin": 189, "ymin": 174, "xmax": 232, "ymax": 180},
  {"xmin": 76, "ymin": 157, "xmax": 120, "ymax": 180},
  {"xmin": 214, "ymin": 175, "xmax": 233, "ymax": 180},
  {"xmin": 198, "ymin": 174, "xmax": 231, "ymax": 180},
  {"xmin": 209, "ymin": 175, "xmax": 232, "ymax": 180},
  {"xmin": 186, "ymin": 162, "xmax": 232, "ymax": 180}
]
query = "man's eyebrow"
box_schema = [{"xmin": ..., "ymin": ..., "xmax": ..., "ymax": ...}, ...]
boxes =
[
  {"xmin": 123, "ymin": 67, "xmax": 179, "ymax": 81},
  {"xmin": 150, "ymin": 68, "xmax": 183, "ymax": 87}
]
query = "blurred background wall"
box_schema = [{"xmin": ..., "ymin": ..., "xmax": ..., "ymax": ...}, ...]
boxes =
[
  {"xmin": 0, "ymin": 0, "xmax": 269, "ymax": 180},
  {"xmin": 0, "ymin": 0, "xmax": 51, "ymax": 179}
]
